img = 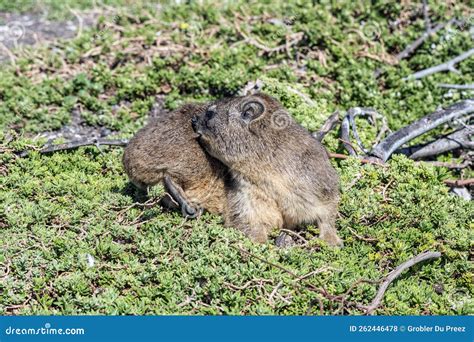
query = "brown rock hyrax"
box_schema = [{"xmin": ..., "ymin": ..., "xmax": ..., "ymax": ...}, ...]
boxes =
[
  {"xmin": 122, "ymin": 103, "xmax": 227, "ymax": 218},
  {"xmin": 193, "ymin": 93, "xmax": 342, "ymax": 246}
]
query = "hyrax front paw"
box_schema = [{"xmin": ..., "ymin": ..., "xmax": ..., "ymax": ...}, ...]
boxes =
[
  {"xmin": 181, "ymin": 203, "xmax": 203, "ymax": 219},
  {"xmin": 320, "ymin": 232, "xmax": 344, "ymax": 248}
]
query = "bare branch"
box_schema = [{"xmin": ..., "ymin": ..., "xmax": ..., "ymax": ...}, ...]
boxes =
[
  {"xmin": 370, "ymin": 100, "xmax": 474, "ymax": 162},
  {"xmin": 280, "ymin": 228, "xmax": 309, "ymax": 245},
  {"xmin": 363, "ymin": 251, "xmax": 442, "ymax": 315},
  {"xmin": 438, "ymin": 83, "xmax": 474, "ymax": 90},
  {"xmin": 234, "ymin": 245, "xmax": 297, "ymax": 277},
  {"xmin": 346, "ymin": 226, "xmax": 378, "ymax": 243},
  {"xmin": 422, "ymin": 0, "xmax": 431, "ymax": 32},
  {"xmin": 444, "ymin": 178, "xmax": 474, "ymax": 187},
  {"xmin": 18, "ymin": 138, "xmax": 129, "ymax": 157},
  {"xmin": 341, "ymin": 107, "xmax": 388, "ymax": 156},
  {"xmin": 328, "ymin": 153, "xmax": 386, "ymax": 167},
  {"xmin": 404, "ymin": 48, "xmax": 474, "ymax": 80},
  {"xmin": 421, "ymin": 160, "xmax": 472, "ymax": 169},
  {"xmin": 409, "ymin": 128, "xmax": 473, "ymax": 159},
  {"xmin": 374, "ymin": 19, "xmax": 454, "ymax": 78},
  {"xmin": 313, "ymin": 111, "xmax": 340, "ymax": 142}
]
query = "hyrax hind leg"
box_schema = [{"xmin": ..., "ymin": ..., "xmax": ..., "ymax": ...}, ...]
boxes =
[
  {"xmin": 225, "ymin": 184, "xmax": 283, "ymax": 243},
  {"xmin": 163, "ymin": 175, "xmax": 202, "ymax": 219},
  {"xmin": 316, "ymin": 203, "xmax": 343, "ymax": 247}
]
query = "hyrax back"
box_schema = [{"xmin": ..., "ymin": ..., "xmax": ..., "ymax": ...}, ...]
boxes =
[
  {"xmin": 194, "ymin": 93, "xmax": 342, "ymax": 246},
  {"xmin": 122, "ymin": 103, "xmax": 227, "ymax": 216}
]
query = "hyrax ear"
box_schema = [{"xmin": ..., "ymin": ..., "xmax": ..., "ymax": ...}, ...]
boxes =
[{"xmin": 241, "ymin": 100, "xmax": 265, "ymax": 123}]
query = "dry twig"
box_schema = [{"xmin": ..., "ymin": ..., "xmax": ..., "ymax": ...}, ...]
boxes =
[
  {"xmin": 18, "ymin": 138, "xmax": 129, "ymax": 157},
  {"xmin": 328, "ymin": 153, "xmax": 386, "ymax": 167},
  {"xmin": 404, "ymin": 48, "xmax": 474, "ymax": 80},
  {"xmin": 370, "ymin": 100, "xmax": 474, "ymax": 162},
  {"xmin": 421, "ymin": 160, "xmax": 472, "ymax": 169},
  {"xmin": 409, "ymin": 128, "xmax": 473, "ymax": 160},
  {"xmin": 341, "ymin": 108, "xmax": 388, "ymax": 156},
  {"xmin": 313, "ymin": 111, "xmax": 340, "ymax": 142},
  {"xmin": 346, "ymin": 226, "xmax": 378, "ymax": 243},
  {"xmin": 280, "ymin": 229, "xmax": 309, "ymax": 245},
  {"xmin": 438, "ymin": 83, "xmax": 474, "ymax": 90},
  {"xmin": 362, "ymin": 251, "xmax": 442, "ymax": 315},
  {"xmin": 443, "ymin": 178, "xmax": 474, "ymax": 187}
]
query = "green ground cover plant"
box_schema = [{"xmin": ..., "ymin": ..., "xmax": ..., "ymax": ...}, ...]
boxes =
[{"xmin": 0, "ymin": 0, "xmax": 473, "ymax": 315}]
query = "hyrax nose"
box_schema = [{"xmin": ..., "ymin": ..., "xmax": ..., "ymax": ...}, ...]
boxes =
[{"xmin": 205, "ymin": 109, "xmax": 216, "ymax": 121}]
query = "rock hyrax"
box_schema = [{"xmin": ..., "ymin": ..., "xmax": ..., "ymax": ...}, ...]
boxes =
[
  {"xmin": 123, "ymin": 103, "xmax": 227, "ymax": 217},
  {"xmin": 193, "ymin": 93, "xmax": 342, "ymax": 246}
]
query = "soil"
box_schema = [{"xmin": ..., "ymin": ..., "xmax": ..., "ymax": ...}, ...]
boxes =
[{"xmin": 0, "ymin": 10, "xmax": 97, "ymax": 63}]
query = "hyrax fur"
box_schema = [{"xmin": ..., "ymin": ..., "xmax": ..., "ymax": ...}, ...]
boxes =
[
  {"xmin": 193, "ymin": 93, "xmax": 343, "ymax": 246},
  {"xmin": 122, "ymin": 103, "xmax": 227, "ymax": 217}
]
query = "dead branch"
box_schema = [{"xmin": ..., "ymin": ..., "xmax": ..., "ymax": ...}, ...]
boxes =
[
  {"xmin": 177, "ymin": 288, "xmax": 196, "ymax": 307},
  {"xmin": 374, "ymin": 15, "xmax": 454, "ymax": 78},
  {"xmin": 421, "ymin": 160, "xmax": 472, "ymax": 169},
  {"xmin": 341, "ymin": 107, "xmax": 388, "ymax": 156},
  {"xmin": 229, "ymin": 243, "xmax": 444, "ymax": 315},
  {"xmin": 234, "ymin": 245, "xmax": 297, "ymax": 277},
  {"xmin": 328, "ymin": 153, "xmax": 387, "ymax": 167},
  {"xmin": 223, "ymin": 278, "xmax": 274, "ymax": 291},
  {"xmin": 295, "ymin": 266, "xmax": 338, "ymax": 282},
  {"xmin": 280, "ymin": 229, "xmax": 309, "ymax": 245},
  {"xmin": 404, "ymin": 48, "xmax": 474, "ymax": 80},
  {"xmin": 409, "ymin": 128, "xmax": 473, "ymax": 159},
  {"xmin": 438, "ymin": 83, "xmax": 474, "ymax": 90},
  {"xmin": 422, "ymin": 0, "xmax": 431, "ymax": 31},
  {"xmin": 268, "ymin": 281, "xmax": 283, "ymax": 306},
  {"xmin": 396, "ymin": 20, "xmax": 451, "ymax": 62},
  {"xmin": 346, "ymin": 226, "xmax": 378, "ymax": 243},
  {"xmin": 313, "ymin": 111, "xmax": 340, "ymax": 142},
  {"xmin": 370, "ymin": 100, "xmax": 474, "ymax": 162},
  {"xmin": 363, "ymin": 251, "xmax": 442, "ymax": 315},
  {"xmin": 18, "ymin": 138, "xmax": 129, "ymax": 157},
  {"xmin": 443, "ymin": 178, "xmax": 474, "ymax": 187}
]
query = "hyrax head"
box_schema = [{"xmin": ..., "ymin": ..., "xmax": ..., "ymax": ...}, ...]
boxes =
[{"xmin": 192, "ymin": 92, "xmax": 295, "ymax": 166}]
